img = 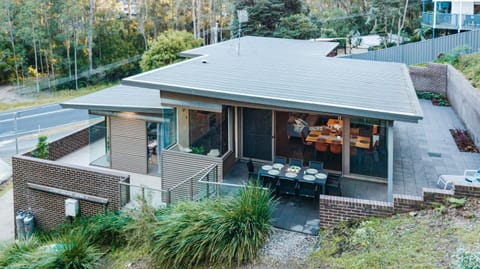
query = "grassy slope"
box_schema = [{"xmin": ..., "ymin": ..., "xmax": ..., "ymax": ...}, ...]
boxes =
[
  {"xmin": 0, "ymin": 82, "xmax": 117, "ymax": 111},
  {"xmin": 454, "ymin": 53, "xmax": 480, "ymax": 88},
  {"xmin": 309, "ymin": 199, "xmax": 480, "ymax": 269}
]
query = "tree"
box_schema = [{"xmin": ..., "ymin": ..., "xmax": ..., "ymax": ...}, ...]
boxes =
[
  {"xmin": 273, "ymin": 14, "xmax": 319, "ymax": 39},
  {"xmin": 140, "ymin": 30, "xmax": 202, "ymax": 71},
  {"xmin": 230, "ymin": 0, "xmax": 307, "ymax": 37}
]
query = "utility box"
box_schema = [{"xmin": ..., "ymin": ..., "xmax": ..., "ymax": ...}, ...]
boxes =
[{"xmin": 65, "ymin": 198, "xmax": 79, "ymax": 217}]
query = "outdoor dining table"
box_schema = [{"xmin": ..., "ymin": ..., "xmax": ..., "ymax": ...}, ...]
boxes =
[{"xmin": 258, "ymin": 163, "xmax": 328, "ymax": 195}]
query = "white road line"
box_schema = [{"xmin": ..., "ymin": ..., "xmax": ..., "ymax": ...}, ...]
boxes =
[
  {"xmin": 0, "ymin": 108, "xmax": 75, "ymax": 124},
  {"xmin": 0, "ymin": 104, "xmax": 59, "ymax": 117}
]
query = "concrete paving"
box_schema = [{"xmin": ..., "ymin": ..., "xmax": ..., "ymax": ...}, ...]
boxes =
[
  {"xmin": 0, "ymin": 159, "xmax": 12, "ymax": 184},
  {"xmin": 0, "ymin": 188, "xmax": 14, "ymax": 242}
]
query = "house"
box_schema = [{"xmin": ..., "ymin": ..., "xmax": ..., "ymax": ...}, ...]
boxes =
[
  {"xmin": 422, "ymin": 0, "xmax": 480, "ymax": 33},
  {"xmin": 13, "ymin": 36, "xmax": 424, "ymax": 231}
]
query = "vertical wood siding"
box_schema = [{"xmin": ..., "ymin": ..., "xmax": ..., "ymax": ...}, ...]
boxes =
[{"xmin": 110, "ymin": 117, "xmax": 147, "ymax": 174}]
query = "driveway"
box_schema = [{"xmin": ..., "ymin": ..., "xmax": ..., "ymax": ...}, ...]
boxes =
[{"xmin": 0, "ymin": 188, "xmax": 14, "ymax": 242}]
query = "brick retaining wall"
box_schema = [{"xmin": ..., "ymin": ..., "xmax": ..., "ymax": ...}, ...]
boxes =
[
  {"xmin": 320, "ymin": 182, "xmax": 480, "ymax": 228},
  {"xmin": 409, "ymin": 64, "xmax": 447, "ymax": 94},
  {"xmin": 13, "ymin": 155, "xmax": 129, "ymax": 231},
  {"xmin": 319, "ymin": 196, "xmax": 393, "ymax": 228}
]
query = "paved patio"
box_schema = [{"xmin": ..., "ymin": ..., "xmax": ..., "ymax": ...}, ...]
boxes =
[{"xmin": 224, "ymin": 100, "xmax": 480, "ymax": 234}]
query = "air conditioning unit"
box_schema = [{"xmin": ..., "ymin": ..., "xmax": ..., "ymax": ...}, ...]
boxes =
[{"xmin": 65, "ymin": 199, "xmax": 79, "ymax": 217}]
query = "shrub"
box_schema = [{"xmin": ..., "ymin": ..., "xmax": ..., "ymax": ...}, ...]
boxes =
[
  {"xmin": 150, "ymin": 184, "xmax": 274, "ymax": 268},
  {"xmin": 0, "ymin": 237, "xmax": 40, "ymax": 267},
  {"xmin": 28, "ymin": 229, "xmax": 103, "ymax": 269},
  {"xmin": 456, "ymin": 248, "xmax": 480, "ymax": 269},
  {"xmin": 32, "ymin": 135, "xmax": 49, "ymax": 159}
]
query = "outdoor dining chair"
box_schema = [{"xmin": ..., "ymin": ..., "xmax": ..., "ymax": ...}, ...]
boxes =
[
  {"xmin": 279, "ymin": 176, "xmax": 298, "ymax": 196},
  {"xmin": 274, "ymin": 156, "xmax": 287, "ymax": 164},
  {"xmin": 260, "ymin": 174, "xmax": 278, "ymax": 194},
  {"xmin": 308, "ymin": 161, "xmax": 324, "ymax": 170},
  {"xmin": 290, "ymin": 158, "xmax": 303, "ymax": 167},
  {"xmin": 298, "ymin": 181, "xmax": 317, "ymax": 198}
]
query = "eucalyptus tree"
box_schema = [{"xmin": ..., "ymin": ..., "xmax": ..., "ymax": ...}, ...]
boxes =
[{"xmin": 0, "ymin": 0, "xmax": 20, "ymax": 86}]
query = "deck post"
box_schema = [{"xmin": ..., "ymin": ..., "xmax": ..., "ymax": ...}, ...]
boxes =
[{"xmin": 387, "ymin": 121, "xmax": 394, "ymax": 203}]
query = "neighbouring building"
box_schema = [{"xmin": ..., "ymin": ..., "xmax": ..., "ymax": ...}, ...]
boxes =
[{"xmin": 422, "ymin": 0, "xmax": 480, "ymax": 34}]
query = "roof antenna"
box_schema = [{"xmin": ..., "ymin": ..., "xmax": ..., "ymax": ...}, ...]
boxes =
[{"xmin": 237, "ymin": 9, "xmax": 248, "ymax": 56}]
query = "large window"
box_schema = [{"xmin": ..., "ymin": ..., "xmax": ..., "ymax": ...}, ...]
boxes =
[
  {"xmin": 189, "ymin": 107, "xmax": 228, "ymax": 156},
  {"xmin": 147, "ymin": 108, "xmax": 177, "ymax": 175},
  {"xmin": 89, "ymin": 115, "xmax": 110, "ymax": 167},
  {"xmin": 349, "ymin": 117, "xmax": 388, "ymax": 178}
]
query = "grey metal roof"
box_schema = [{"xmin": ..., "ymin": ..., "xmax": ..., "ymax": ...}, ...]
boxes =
[
  {"xmin": 61, "ymin": 85, "xmax": 170, "ymax": 113},
  {"xmin": 180, "ymin": 36, "xmax": 339, "ymax": 58},
  {"xmin": 123, "ymin": 36, "xmax": 423, "ymax": 122}
]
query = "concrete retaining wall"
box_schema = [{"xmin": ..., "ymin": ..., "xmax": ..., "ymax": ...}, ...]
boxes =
[
  {"xmin": 446, "ymin": 65, "xmax": 480, "ymax": 147},
  {"xmin": 409, "ymin": 64, "xmax": 480, "ymax": 147}
]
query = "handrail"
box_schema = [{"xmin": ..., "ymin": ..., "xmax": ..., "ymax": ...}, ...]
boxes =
[{"xmin": 170, "ymin": 163, "xmax": 217, "ymax": 190}]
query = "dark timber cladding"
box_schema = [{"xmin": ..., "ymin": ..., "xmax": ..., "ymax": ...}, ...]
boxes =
[{"xmin": 123, "ymin": 36, "xmax": 423, "ymax": 123}]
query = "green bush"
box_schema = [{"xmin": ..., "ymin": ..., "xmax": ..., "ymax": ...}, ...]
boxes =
[
  {"xmin": 32, "ymin": 135, "xmax": 49, "ymax": 159},
  {"xmin": 149, "ymin": 184, "xmax": 274, "ymax": 268},
  {"xmin": 456, "ymin": 248, "xmax": 480, "ymax": 269},
  {"xmin": 0, "ymin": 237, "xmax": 40, "ymax": 267}
]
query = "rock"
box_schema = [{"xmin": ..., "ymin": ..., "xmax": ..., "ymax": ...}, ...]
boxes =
[{"xmin": 462, "ymin": 211, "xmax": 475, "ymax": 219}]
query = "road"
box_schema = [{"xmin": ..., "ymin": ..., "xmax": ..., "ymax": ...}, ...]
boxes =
[
  {"xmin": 0, "ymin": 104, "xmax": 89, "ymax": 140},
  {"xmin": 0, "ymin": 104, "xmax": 89, "ymax": 158}
]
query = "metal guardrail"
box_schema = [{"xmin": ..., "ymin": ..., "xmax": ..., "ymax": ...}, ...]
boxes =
[
  {"xmin": 119, "ymin": 181, "xmax": 168, "ymax": 209},
  {"xmin": 339, "ymin": 29, "xmax": 480, "ymax": 65},
  {"xmin": 422, "ymin": 12, "xmax": 480, "ymax": 30}
]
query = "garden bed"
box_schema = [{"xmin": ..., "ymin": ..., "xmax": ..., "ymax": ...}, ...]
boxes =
[
  {"xmin": 416, "ymin": 91, "xmax": 450, "ymax": 106},
  {"xmin": 450, "ymin": 129, "xmax": 479, "ymax": 153}
]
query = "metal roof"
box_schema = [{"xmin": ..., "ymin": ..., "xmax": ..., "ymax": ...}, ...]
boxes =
[
  {"xmin": 61, "ymin": 85, "xmax": 171, "ymax": 113},
  {"xmin": 123, "ymin": 36, "xmax": 423, "ymax": 122},
  {"xmin": 179, "ymin": 36, "xmax": 339, "ymax": 58}
]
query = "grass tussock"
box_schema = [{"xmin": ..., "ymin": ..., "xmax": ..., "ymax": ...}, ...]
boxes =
[{"xmin": 148, "ymin": 185, "xmax": 274, "ymax": 268}]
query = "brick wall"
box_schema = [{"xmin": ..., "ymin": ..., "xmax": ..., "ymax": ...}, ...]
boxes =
[
  {"xmin": 409, "ymin": 64, "xmax": 447, "ymax": 94},
  {"xmin": 320, "ymin": 182, "xmax": 480, "ymax": 228},
  {"xmin": 319, "ymin": 195, "xmax": 394, "ymax": 228},
  {"xmin": 13, "ymin": 155, "xmax": 129, "ymax": 231}
]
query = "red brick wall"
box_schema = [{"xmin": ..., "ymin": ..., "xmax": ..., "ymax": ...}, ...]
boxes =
[
  {"xmin": 320, "ymin": 183, "xmax": 480, "ymax": 228},
  {"xmin": 319, "ymin": 195, "xmax": 394, "ymax": 228},
  {"xmin": 13, "ymin": 155, "xmax": 129, "ymax": 231}
]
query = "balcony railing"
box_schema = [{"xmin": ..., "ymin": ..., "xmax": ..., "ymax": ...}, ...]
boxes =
[{"xmin": 422, "ymin": 12, "xmax": 480, "ymax": 29}]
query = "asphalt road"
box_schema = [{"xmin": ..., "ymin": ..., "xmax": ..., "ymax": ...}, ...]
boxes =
[
  {"xmin": 0, "ymin": 104, "xmax": 88, "ymax": 140},
  {"xmin": 0, "ymin": 104, "xmax": 89, "ymax": 157}
]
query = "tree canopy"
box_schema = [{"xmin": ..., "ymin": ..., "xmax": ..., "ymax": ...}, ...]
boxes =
[{"xmin": 140, "ymin": 30, "xmax": 203, "ymax": 72}]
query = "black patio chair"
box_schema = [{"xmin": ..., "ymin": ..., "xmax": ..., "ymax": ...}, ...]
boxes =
[
  {"xmin": 279, "ymin": 176, "xmax": 298, "ymax": 196},
  {"xmin": 290, "ymin": 158, "xmax": 303, "ymax": 167},
  {"xmin": 274, "ymin": 156, "xmax": 287, "ymax": 164},
  {"xmin": 326, "ymin": 174, "xmax": 342, "ymax": 196},
  {"xmin": 260, "ymin": 174, "xmax": 278, "ymax": 194},
  {"xmin": 298, "ymin": 181, "xmax": 317, "ymax": 198},
  {"xmin": 308, "ymin": 160, "xmax": 324, "ymax": 170}
]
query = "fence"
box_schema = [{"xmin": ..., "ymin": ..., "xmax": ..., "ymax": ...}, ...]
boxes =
[
  {"xmin": 119, "ymin": 182, "xmax": 168, "ymax": 209},
  {"xmin": 339, "ymin": 29, "xmax": 480, "ymax": 65},
  {"xmin": 17, "ymin": 54, "xmax": 142, "ymax": 95}
]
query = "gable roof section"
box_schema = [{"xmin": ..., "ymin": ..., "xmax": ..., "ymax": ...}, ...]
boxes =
[{"xmin": 123, "ymin": 36, "xmax": 423, "ymax": 122}]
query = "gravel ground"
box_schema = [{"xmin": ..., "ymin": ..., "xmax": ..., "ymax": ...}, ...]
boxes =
[{"xmin": 234, "ymin": 228, "xmax": 319, "ymax": 269}]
